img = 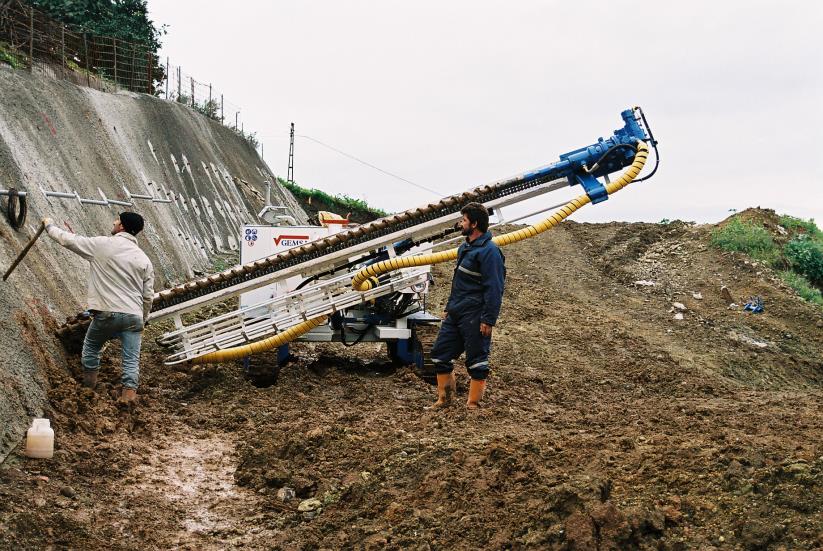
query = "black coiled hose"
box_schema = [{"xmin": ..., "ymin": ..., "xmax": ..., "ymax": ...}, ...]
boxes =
[{"xmin": 6, "ymin": 188, "xmax": 27, "ymax": 230}]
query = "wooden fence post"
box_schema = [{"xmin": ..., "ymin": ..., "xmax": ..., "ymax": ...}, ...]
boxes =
[
  {"xmin": 113, "ymin": 38, "xmax": 117, "ymax": 87},
  {"xmin": 28, "ymin": 7, "xmax": 33, "ymax": 72},
  {"xmin": 129, "ymin": 42, "xmax": 136, "ymax": 91},
  {"xmin": 190, "ymin": 76, "xmax": 194, "ymax": 107},
  {"xmin": 83, "ymin": 33, "xmax": 90, "ymax": 87},
  {"xmin": 147, "ymin": 51, "xmax": 152, "ymax": 94},
  {"xmin": 60, "ymin": 25, "xmax": 65, "ymax": 77}
]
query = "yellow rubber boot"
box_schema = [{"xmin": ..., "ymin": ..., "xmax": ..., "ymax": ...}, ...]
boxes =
[
  {"xmin": 466, "ymin": 379, "xmax": 486, "ymax": 410},
  {"xmin": 432, "ymin": 373, "xmax": 456, "ymax": 408}
]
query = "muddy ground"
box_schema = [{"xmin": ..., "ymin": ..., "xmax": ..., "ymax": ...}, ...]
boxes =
[{"xmin": 1, "ymin": 211, "xmax": 821, "ymax": 550}]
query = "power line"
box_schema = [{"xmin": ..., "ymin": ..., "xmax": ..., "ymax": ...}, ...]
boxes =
[{"xmin": 296, "ymin": 134, "xmax": 441, "ymax": 196}]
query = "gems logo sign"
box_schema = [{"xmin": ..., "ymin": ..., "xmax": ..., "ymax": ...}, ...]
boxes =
[{"xmin": 274, "ymin": 234, "xmax": 310, "ymax": 247}]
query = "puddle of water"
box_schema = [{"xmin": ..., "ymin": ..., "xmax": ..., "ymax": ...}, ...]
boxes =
[{"xmin": 127, "ymin": 432, "xmax": 253, "ymax": 539}]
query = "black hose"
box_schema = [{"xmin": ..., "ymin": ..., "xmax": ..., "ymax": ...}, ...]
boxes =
[
  {"xmin": 341, "ymin": 321, "xmax": 373, "ymax": 347},
  {"xmin": 585, "ymin": 143, "xmax": 638, "ymax": 174},
  {"xmin": 293, "ymin": 248, "xmax": 384, "ymax": 292},
  {"xmin": 390, "ymin": 293, "xmax": 414, "ymax": 318},
  {"xmin": 632, "ymin": 106, "xmax": 660, "ymax": 183},
  {"xmin": 6, "ymin": 188, "xmax": 27, "ymax": 230},
  {"xmin": 294, "ymin": 274, "xmax": 320, "ymax": 291},
  {"xmin": 632, "ymin": 139, "xmax": 660, "ymax": 182}
]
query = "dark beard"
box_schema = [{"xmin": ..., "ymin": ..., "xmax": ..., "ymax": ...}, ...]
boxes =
[{"xmin": 461, "ymin": 226, "xmax": 473, "ymax": 237}]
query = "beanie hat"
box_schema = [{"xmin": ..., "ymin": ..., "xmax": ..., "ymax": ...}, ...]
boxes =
[{"xmin": 119, "ymin": 212, "xmax": 144, "ymax": 236}]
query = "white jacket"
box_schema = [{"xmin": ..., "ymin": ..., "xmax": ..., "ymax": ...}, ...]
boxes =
[{"xmin": 46, "ymin": 225, "xmax": 154, "ymax": 321}]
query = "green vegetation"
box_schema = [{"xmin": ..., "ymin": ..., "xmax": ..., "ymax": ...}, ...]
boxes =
[
  {"xmin": 175, "ymin": 95, "xmax": 255, "ymax": 149},
  {"xmin": 28, "ymin": 0, "xmax": 164, "ymax": 50},
  {"xmin": 65, "ymin": 58, "xmax": 108, "ymax": 83},
  {"xmin": 194, "ymin": 99, "xmax": 220, "ymax": 121},
  {"xmin": 279, "ymin": 178, "xmax": 387, "ymax": 220},
  {"xmin": 710, "ymin": 218, "xmax": 776, "ymax": 261},
  {"xmin": 711, "ymin": 215, "xmax": 823, "ymax": 307},
  {"xmin": 779, "ymin": 271, "xmax": 823, "ymax": 306},
  {"xmin": 211, "ymin": 254, "xmax": 238, "ymax": 273},
  {"xmin": 779, "ymin": 215, "xmax": 821, "ymax": 238},
  {"xmin": 237, "ymin": 128, "xmax": 258, "ymax": 150},
  {"xmin": 0, "ymin": 42, "xmax": 25, "ymax": 69},
  {"xmin": 784, "ymin": 235, "xmax": 823, "ymax": 286}
]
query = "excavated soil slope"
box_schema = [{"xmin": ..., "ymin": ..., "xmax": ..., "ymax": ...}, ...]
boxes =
[{"xmin": 1, "ymin": 213, "xmax": 821, "ymax": 550}]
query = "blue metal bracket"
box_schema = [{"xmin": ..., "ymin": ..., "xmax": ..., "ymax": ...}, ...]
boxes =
[
  {"xmin": 523, "ymin": 108, "xmax": 649, "ymax": 197},
  {"xmin": 574, "ymin": 172, "xmax": 608, "ymax": 204}
]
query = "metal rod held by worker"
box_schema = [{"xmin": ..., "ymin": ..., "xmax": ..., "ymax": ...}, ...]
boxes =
[{"xmin": 3, "ymin": 222, "xmax": 46, "ymax": 281}]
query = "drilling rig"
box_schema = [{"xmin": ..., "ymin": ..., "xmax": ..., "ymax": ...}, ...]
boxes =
[{"xmin": 59, "ymin": 107, "xmax": 658, "ymax": 380}]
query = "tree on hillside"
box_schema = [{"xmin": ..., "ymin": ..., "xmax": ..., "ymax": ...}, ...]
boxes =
[{"xmin": 24, "ymin": 0, "xmax": 166, "ymax": 91}]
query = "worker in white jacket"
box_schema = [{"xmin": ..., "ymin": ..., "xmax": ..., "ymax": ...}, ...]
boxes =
[{"xmin": 42, "ymin": 212, "xmax": 154, "ymax": 403}]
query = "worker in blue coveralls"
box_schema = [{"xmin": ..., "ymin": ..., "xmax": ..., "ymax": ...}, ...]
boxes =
[{"xmin": 430, "ymin": 202, "xmax": 505, "ymax": 409}]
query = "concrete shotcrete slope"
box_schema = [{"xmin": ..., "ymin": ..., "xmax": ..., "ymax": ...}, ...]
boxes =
[{"xmin": 0, "ymin": 66, "xmax": 307, "ymax": 460}]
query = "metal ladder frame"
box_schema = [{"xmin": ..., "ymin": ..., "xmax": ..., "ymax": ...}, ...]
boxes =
[{"xmin": 159, "ymin": 267, "xmax": 431, "ymax": 364}]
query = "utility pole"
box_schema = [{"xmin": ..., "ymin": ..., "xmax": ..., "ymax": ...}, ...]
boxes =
[{"xmin": 287, "ymin": 122, "xmax": 295, "ymax": 183}]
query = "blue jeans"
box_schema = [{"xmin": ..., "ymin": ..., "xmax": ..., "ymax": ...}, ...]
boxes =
[
  {"xmin": 82, "ymin": 311, "xmax": 144, "ymax": 389},
  {"xmin": 430, "ymin": 307, "xmax": 491, "ymax": 381}
]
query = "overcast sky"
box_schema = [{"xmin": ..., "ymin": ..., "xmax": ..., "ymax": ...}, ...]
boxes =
[{"xmin": 148, "ymin": 1, "xmax": 822, "ymax": 225}]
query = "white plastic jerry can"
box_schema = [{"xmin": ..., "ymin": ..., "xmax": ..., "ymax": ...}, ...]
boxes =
[{"xmin": 24, "ymin": 418, "xmax": 54, "ymax": 459}]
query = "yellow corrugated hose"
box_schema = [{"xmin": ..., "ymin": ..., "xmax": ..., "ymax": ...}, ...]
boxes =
[
  {"xmin": 192, "ymin": 141, "xmax": 647, "ymax": 365},
  {"xmin": 351, "ymin": 141, "xmax": 649, "ymax": 291},
  {"xmin": 191, "ymin": 315, "xmax": 328, "ymax": 364}
]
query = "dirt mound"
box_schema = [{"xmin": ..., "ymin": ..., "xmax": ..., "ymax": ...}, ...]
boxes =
[
  {"xmin": 1, "ymin": 218, "xmax": 822, "ymax": 550},
  {"xmin": 722, "ymin": 207, "xmax": 783, "ymax": 232}
]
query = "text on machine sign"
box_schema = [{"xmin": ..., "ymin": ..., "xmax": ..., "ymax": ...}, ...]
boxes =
[{"xmin": 274, "ymin": 234, "xmax": 311, "ymax": 247}]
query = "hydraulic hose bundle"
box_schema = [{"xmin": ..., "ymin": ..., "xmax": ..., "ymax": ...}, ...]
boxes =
[{"xmin": 351, "ymin": 141, "xmax": 649, "ymax": 291}]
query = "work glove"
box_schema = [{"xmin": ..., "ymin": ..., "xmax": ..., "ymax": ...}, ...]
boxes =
[{"xmin": 41, "ymin": 217, "xmax": 54, "ymax": 227}]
